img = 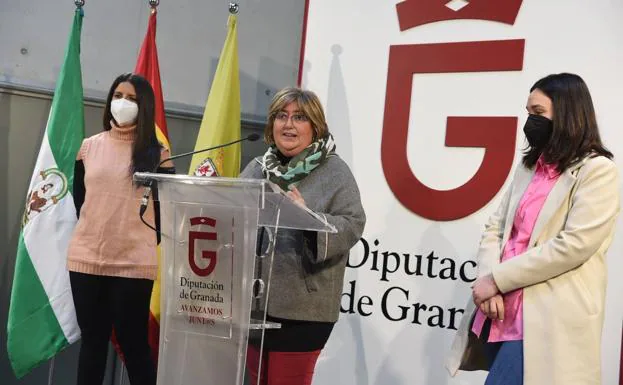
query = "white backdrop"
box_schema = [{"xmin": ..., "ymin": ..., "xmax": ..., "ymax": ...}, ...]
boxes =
[{"xmin": 302, "ymin": 1, "xmax": 623, "ymax": 384}]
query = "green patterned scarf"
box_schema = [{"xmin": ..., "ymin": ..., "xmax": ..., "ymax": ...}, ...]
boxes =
[{"xmin": 261, "ymin": 134, "xmax": 336, "ymax": 190}]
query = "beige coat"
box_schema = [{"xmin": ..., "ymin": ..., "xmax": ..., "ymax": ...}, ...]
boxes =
[{"xmin": 446, "ymin": 155, "xmax": 620, "ymax": 385}]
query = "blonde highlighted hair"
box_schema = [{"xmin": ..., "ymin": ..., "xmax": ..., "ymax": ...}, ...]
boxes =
[{"xmin": 264, "ymin": 87, "xmax": 329, "ymax": 144}]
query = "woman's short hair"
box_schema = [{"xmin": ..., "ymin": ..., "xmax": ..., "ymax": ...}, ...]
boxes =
[
  {"xmin": 523, "ymin": 73, "xmax": 612, "ymax": 172},
  {"xmin": 264, "ymin": 87, "xmax": 329, "ymax": 144}
]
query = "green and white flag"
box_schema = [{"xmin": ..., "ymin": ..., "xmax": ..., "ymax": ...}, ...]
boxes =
[{"xmin": 7, "ymin": 9, "xmax": 84, "ymax": 378}]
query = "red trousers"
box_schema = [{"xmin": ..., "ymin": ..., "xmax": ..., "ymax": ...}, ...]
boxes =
[{"xmin": 246, "ymin": 345, "xmax": 322, "ymax": 385}]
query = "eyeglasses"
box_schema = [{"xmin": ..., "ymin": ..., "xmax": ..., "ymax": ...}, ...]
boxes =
[{"xmin": 274, "ymin": 111, "xmax": 309, "ymax": 124}]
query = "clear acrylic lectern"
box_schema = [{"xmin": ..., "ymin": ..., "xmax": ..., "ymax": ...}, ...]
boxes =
[{"xmin": 133, "ymin": 173, "xmax": 336, "ymax": 385}]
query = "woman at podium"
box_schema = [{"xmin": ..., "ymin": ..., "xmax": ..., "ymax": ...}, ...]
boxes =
[
  {"xmin": 446, "ymin": 73, "xmax": 619, "ymax": 385},
  {"xmin": 240, "ymin": 87, "xmax": 366, "ymax": 385},
  {"xmin": 66, "ymin": 73, "xmax": 174, "ymax": 385}
]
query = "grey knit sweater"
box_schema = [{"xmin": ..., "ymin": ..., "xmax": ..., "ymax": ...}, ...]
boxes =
[{"xmin": 240, "ymin": 154, "xmax": 366, "ymax": 322}]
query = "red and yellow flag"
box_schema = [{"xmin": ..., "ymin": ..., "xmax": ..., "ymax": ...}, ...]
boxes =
[
  {"xmin": 135, "ymin": 8, "xmax": 170, "ymax": 152},
  {"xmin": 134, "ymin": 8, "xmax": 169, "ymax": 364}
]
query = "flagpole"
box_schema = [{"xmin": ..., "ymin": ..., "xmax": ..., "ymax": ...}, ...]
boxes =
[
  {"xmin": 229, "ymin": 2, "xmax": 239, "ymax": 14},
  {"xmin": 119, "ymin": 364, "xmax": 126, "ymax": 385},
  {"xmin": 46, "ymin": 357, "xmax": 55, "ymax": 385},
  {"xmin": 129, "ymin": 7, "xmax": 158, "ymax": 385}
]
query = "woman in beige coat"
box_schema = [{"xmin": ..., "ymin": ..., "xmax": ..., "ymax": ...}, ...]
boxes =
[{"xmin": 446, "ymin": 73, "xmax": 620, "ymax": 385}]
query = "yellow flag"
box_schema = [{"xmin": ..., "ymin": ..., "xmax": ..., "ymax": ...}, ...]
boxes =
[{"xmin": 188, "ymin": 14, "xmax": 241, "ymax": 177}]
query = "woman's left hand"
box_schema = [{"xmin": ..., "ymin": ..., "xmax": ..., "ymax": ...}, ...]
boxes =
[
  {"xmin": 286, "ymin": 186, "xmax": 307, "ymax": 208},
  {"xmin": 472, "ymin": 274, "xmax": 500, "ymax": 306},
  {"xmin": 480, "ymin": 294, "xmax": 504, "ymax": 321}
]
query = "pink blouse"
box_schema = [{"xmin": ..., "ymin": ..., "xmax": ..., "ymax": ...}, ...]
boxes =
[{"xmin": 472, "ymin": 157, "xmax": 560, "ymax": 342}]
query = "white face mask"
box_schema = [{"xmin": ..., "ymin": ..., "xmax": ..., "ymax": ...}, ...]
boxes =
[{"xmin": 110, "ymin": 98, "xmax": 138, "ymax": 126}]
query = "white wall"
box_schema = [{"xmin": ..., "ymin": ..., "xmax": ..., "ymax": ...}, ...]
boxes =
[{"xmin": 0, "ymin": 0, "xmax": 305, "ymax": 119}]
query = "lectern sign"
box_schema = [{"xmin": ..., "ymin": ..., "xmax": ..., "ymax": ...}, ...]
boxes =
[{"xmin": 173, "ymin": 210, "xmax": 234, "ymax": 338}]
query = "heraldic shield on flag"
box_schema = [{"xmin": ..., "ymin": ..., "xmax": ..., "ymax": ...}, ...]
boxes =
[
  {"xmin": 22, "ymin": 168, "xmax": 69, "ymax": 226},
  {"xmin": 193, "ymin": 157, "xmax": 220, "ymax": 177}
]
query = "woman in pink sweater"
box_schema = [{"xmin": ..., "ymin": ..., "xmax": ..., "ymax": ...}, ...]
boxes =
[{"xmin": 67, "ymin": 73, "xmax": 173, "ymax": 385}]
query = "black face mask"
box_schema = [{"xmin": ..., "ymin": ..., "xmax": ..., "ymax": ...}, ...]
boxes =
[{"xmin": 523, "ymin": 114, "xmax": 553, "ymax": 149}]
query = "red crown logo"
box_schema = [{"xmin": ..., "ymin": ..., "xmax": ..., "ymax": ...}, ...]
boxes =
[{"xmin": 396, "ymin": 0, "xmax": 524, "ymax": 31}]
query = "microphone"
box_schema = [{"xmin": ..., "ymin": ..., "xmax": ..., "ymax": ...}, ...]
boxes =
[
  {"xmin": 138, "ymin": 133, "xmax": 261, "ymax": 221},
  {"xmin": 155, "ymin": 132, "xmax": 261, "ymax": 170}
]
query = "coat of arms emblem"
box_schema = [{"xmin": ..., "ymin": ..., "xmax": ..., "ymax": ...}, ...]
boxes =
[
  {"xmin": 22, "ymin": 168, "xmax": 68, "ymax": 226},
  {"xmin": 193, "ymin": 157, "xmax": 220, "ymax": 177}
]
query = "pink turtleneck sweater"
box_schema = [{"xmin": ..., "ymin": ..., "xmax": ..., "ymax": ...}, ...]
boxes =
[{"xmin": 67, "ymin": 124, "xmax": 157, "ymax": 280}]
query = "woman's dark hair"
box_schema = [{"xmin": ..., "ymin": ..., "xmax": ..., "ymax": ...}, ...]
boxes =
[
  {"xmin": 103, "ymin": 73, "xmax": 160, "ymax": 176},
  {"xmin": 523, "ymin": 73, "xmax": 612, "ymax": 172}
]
